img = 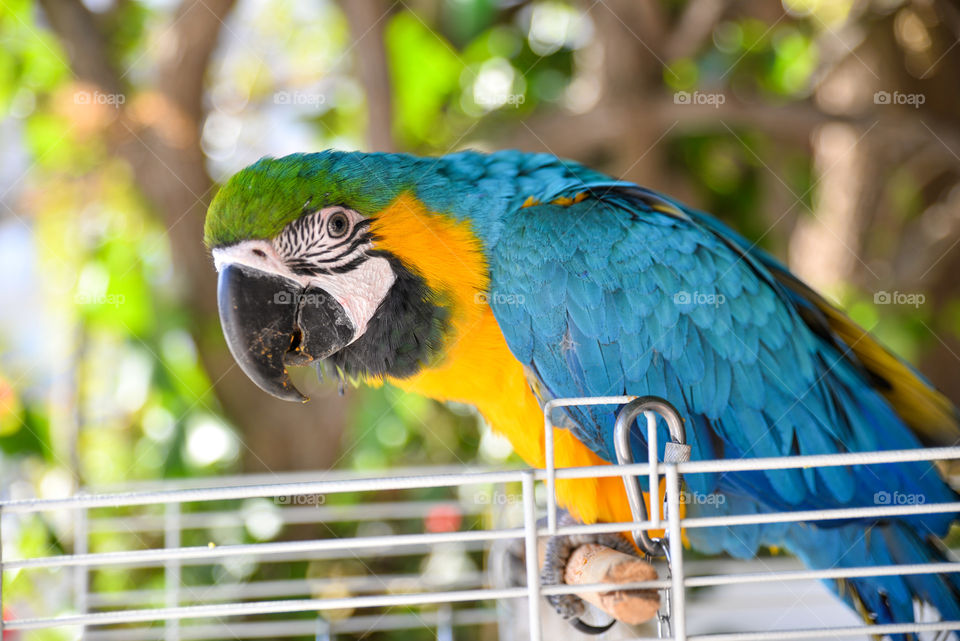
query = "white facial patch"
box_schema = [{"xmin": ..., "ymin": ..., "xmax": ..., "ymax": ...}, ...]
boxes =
[
  {"xmin": 212, "ymin": 207, "xmax": 395, "ymax": 342},
  {"xmin": 307, "ymin": 258, "xmax": 395, "ymax": 337}
]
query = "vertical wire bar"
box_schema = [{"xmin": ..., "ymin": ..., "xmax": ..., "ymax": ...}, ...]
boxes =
[
  {"xmin": 543, "ymin": 402, "xmax": 557, "ymax": 535},
  {"xmin": 315, "ymin": 616, "xmax": 331, "ymax": 641},
  {"xmin": 164, "ymin": 502, "xmax": 181, "ymax": 641},
  {"xmin": 544, "ymin": 398, "xmax": 634, "ymax": 536},
  {"xmin": 665, "ymin": 465, "xmax": 686, "ymax": 641},
  {"xmin": 646, "ymin": 411, "xmax": 659, "ymax": 529},
  {"xmin": 73, "ymin": 505, "xmax": 88, "ymax": 639},
  {"xmin": 521, "ymin": 470, "xmax": 541, "ymax": 641},
  {"xmin": 437, "ymin": 603, "xmax": 453, "ymax": 641}
]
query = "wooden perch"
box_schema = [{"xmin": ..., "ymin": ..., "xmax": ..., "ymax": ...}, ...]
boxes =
[
  {"xmin": 564, "ymin": 543, "xmax": 661, "ymax": 625},
  {"xmin": 537, "ymin": 540, "xmax": 661, "ymax": 626}
]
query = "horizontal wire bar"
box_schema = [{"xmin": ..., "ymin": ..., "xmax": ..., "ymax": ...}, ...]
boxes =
[
  {"xmin": 684, "ymin": 560, "xmax": 960, "ymax": 588},
  {"xmin": 318, "ymin": 608, "xmax": 498, "ymax": 634},
  {"xmin": 3, "ymin": 528, "xmax": 522, "ymax": 570},
  {"xmin": 81, "ymin": 561, "xmax": 960, "ymax": 625},
  {"xmin": 680, "ymin": 500, "xmax": 960, "ymax": 529},
  {"xmin": 64, "ymin": 540, "xmax": 492, "ymax": 571},
  {"xmin": 544, "ymin": 446, "xmax": 960, "ymax": 481},
  {"xmin": 688, "ymin": 620, "xmax": 960, "ymax": 641},
  {"xmin": 545, "ymin": 396, "xmax": 638, "ymax": 406},
  {"xmin": 4, "ymin": 447, "xmax": 960, "ymax": 514},
  {"xmin": 85, "ymin": 464, "xmax": 494, "ymax": 494},
  {"xmin": 110, "ymin": 554, "xmax": 941, "ymax": 608},
  {"xmin": 83, "ymin": 609, "xmax": 500, "ymax": 641},
  {"xmin": 87, "ymin": 500, "xmax": 487, "ymax": 534},
  {"xmin": 538, "ymin": 579, "xmax": 669, "ymax": 594},
  {"xmin": 87, "ymin": 572, "xmax": 487, "ymax": 607},
  {"xmin": 7, "ymin": 502, "xmax": 960, "ymax": 571},
  {"xmin": 4, "ymin": 588, "xmax": 530, "ymax": 631},
  {"xmin": 0, "ymin": 471, "xmax": 528, "ymax": 514},
  {"xmin": 515, "ymin": 559, "xmax": 960, "ymax": 594},
  {"xmin": 691, "ymin": 445, "xmax": 960, "ymax": 473},
  {"xmin": 12, "ymin": 560, "xmax": 960, "ymax": 631},
  {"xmin": 551, "ymin": 499, "xmax": 960, "ymax": 534}
]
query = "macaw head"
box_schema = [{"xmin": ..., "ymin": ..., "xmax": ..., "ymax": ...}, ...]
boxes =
[{"xmin": 204, "ymin": 151, "xmax": 495, "ymax": 401}]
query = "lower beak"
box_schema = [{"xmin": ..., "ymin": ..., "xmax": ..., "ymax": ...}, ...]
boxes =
[{"xmin": 216, "ymin": 263, "xmax": 355, "ymax": 402}]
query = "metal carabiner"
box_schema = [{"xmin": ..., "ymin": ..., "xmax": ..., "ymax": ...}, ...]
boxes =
[
  {"xmin": 613, "ymin": 397, "xmax": 689, "ymax": 639},
  {"xmin": 612, "ymin": 396, "xmax": 690, "ymax": 557}
]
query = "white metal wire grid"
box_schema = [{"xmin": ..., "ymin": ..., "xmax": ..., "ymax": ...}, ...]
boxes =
[{"xmin": 1, "ymin": 395, "xmax": 959, "ymax": 641}]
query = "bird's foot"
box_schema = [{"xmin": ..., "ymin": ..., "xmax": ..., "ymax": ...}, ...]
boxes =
[{"xmin": 540, "ymin": 511, "xmax": 636, "ymax": 634}]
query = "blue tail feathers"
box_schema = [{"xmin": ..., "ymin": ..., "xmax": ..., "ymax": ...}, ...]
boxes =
[{"xmin": 783, "ymin": 520, "xmax": 960, "ymax": 628}]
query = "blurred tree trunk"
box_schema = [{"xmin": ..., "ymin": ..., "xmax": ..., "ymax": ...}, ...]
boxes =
[
  {"xmin": 338, "ymin": 0, "xmax": 396, "ymax": 152},
  {"xmin": 38, "ymin": 0, "xmax": 352, "ymax": 473},
  {"xmin": 911, "ymin": 2, "xmax": 960, "ymax": 408},
  {"xmin": 786, "ymin": 4, "xmax": 960, "ymax": 407}
]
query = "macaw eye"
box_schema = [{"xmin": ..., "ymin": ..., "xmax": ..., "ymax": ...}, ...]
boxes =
[{"xmin": 327, "ymin": 211, "xmax": 350, "ymax": 238}]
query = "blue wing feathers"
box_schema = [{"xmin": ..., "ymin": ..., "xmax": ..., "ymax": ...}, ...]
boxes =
[
  {"xmin": 672, "ymin": 325, "xmax": 705, "ymax": 383},
  {"xmin": 708, "ymin": 354, "xmax": 732, "ymax": 418},
  {"xmin": 480, "ymin": 157, "xmax": 960, "ymax": 623}
]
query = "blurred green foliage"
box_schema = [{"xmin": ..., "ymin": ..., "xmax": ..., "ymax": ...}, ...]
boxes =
[{"xmin": 0, "ymin": 0, "xmax": 955, "ymax": 638}]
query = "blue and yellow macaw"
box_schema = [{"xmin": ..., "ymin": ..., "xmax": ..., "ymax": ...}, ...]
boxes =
[{"xmin": 205, "ymin": 150, "xmax": 960, "ymax": 631}]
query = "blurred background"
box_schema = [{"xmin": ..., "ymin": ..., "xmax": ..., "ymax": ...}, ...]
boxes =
[{"xmin": 1, "ymin": 0, "xmax": 960, "ymax": 638}]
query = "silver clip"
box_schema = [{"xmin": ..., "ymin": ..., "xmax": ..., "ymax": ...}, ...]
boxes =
[{"xmin": 612, "ymin": 396, "xmax": 686, "ymax": 557}]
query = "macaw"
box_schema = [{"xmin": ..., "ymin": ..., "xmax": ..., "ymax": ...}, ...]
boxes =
[{"xmin": 204, "ymin": 150, "xmax": 960, "ymax": 633}]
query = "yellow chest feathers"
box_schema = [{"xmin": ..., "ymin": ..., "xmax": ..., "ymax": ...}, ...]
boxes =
[
  {"xmin": 387, "ymin": 305, "xmax": 633, "ymax": 525},
  {"xmin": 370, "ymin": 194, "xmax": 632, "ymax": 525}
]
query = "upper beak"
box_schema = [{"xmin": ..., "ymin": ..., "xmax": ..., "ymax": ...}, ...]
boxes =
[{"xmin": 216, "ymin": 263, "xmax": 356, "ymax": 402}]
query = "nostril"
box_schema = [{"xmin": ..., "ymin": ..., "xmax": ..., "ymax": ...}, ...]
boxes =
[
  {"xmin": 252, "ymin": 249, "xmax": 267, "ymax": 258},
  {"xmin": 284, "ymin": 327, "xmax": 314, "ymax": 366},
  {"xmin": 289, "ymin": 327, "xmax": 303, "ymax": 353}
]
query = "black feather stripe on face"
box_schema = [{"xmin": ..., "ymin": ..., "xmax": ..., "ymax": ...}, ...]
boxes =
[
  {"xmin": 306, "ymin": 234, "xmax": 371, "ymax": 264},
  {"xmin": 329, "ymin": 254, "xmax": 449, "ymax": 379},
  {"xmin": 278, "ymin": 212, "xmax": 373, "ymax": 276}
]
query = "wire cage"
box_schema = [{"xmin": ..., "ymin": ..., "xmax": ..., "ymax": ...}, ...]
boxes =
[{"xmin": 2, "ymin": 395, "xmax": 960, "ymax": 641}]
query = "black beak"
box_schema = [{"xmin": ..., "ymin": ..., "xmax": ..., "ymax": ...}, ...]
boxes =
[{"xmin": 216, "ymin": 263, "xmax": 355, "ymax": 402}]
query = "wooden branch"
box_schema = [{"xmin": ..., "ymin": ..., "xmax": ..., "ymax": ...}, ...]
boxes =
[
  {"xmin": 36, "ymin": 0, "xmax": 122, "ymax": 92},
  {"xmin": 494, "ymin": 97, "xmax": 960, "ymax": 168},
  {"xmin": 338, "ymin": 0, "xmax": 396, "ymax": 152},
  {"xmin": 630, "ymin": 0, "xmax": 668, "ymax": 58},
  {"xmin": 38, "ymin": 0, "xmax": 355, "ymax": 472},
  {"xmin": 533, "ymin": 539, "xmax": 661, "ymax": 627},
  {"xmin": 159, "ymin": 0, "xmax": 237, "ymax": 124},
  {"xmin": 564, "ymin": 544, "xmax": 660, "ymax": 625},
  {"xmin": 493, "ymin": 100, "xmax": 823, "ymax": 163},
  {"xmin": 934, "ymin": 0, "xmax": 960, "ymax": 42},
  {"xmin": 664, "ymin": 0, "xmax": 728, "ymax": 61}
]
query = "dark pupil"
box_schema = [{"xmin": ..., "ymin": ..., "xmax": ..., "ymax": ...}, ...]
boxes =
[{"xmin": 329, "ymin": 214, "xmax": 347, "ymax": 236}]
